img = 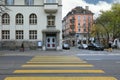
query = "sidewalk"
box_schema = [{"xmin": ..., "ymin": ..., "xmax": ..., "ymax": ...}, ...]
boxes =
[
  {"xmin": 0, "ymin": 49, "xmax": 69, "ymax": 56},
  {"xmin": 0, "ymin": 47, "xmax": 120, "ymax": 56}
]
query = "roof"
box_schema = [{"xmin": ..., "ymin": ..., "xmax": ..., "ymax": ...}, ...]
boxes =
[{"xmin": 66, "ymin": 6, "xmax": 94, "ymax": 17}]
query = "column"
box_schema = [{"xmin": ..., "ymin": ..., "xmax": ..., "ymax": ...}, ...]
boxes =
[
  {"xmin": 56, "ymin": 32, "xmax": 60, "ymax": 50},
  {"xmin": 42, "ymin": 32, "xmax": 46, "ymax": 50}
]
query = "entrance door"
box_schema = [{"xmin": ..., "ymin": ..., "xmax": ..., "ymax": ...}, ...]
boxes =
[{"xmin": 46, "ymin": 37, "xmax": 56, "ymax": 49}]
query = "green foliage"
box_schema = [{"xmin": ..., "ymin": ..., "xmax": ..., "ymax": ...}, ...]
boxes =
[{"xmin": 94, "ymin": 3, "xmax": 120, "ymax": 44}]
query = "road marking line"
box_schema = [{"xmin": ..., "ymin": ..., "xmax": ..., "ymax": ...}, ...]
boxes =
[
  {"xmin": 30, "ymin": 56, "xmax": 84, "ymax": 62},
  {"xmin": 31, "ymin": 58, "xmax": 82, "ymax": 60},
  {"xmin": 14, "ymin": 70, "xmax": 104, "ymax": 73},
  {"xmin": 32, "ymin": 56, "xmax": 81, "ymax": 59},
  {"xmin": 22, "ymin": 64, "xmax": 94, "ymax": 67},
  {"xmin": 30, "ymin": 59, "xmax": 83, "ymax": 62},
  {"xmin": 4, "ymin": 77, "xmax": 117, "ymax": 80},
  {"xmin": 27, "ymin": 61, "xmax": 87, "ymax": 64}
]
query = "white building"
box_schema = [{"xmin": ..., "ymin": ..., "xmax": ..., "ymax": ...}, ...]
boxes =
[{"xmin": 0, "ymin": 0, "xmax": 62, "ymax": 50}]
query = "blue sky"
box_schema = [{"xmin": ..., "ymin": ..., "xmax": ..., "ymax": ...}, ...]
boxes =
[
  {"xmin": 84, "ymin": 0, "xmax": 113, "ymax": 4},
  {"xmin": 62, "ymin": 0, "xmax": 120, "ymax": 19}
]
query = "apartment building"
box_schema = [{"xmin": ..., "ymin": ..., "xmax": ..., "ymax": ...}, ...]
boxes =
[
  {"xmin": 62, "ymin": 6, "xmax": 94, "ymax": 46},
  {"xmin": 0, "ymin": 0, "xmax": 62, "ymax": 50}
]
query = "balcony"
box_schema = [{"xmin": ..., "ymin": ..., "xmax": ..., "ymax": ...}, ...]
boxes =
[
  {"xmin": 44, "ymin": 3, "xmax": 58, "ymax": 13},
  {"xmin": 69, "ymin": 31, "xmax": 76, "ymax": 36}
]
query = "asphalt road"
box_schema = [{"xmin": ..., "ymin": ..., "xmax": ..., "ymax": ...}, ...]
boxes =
[{"xmin": 0, "ymin": 48, "xmax": 120, "ymax": 80}]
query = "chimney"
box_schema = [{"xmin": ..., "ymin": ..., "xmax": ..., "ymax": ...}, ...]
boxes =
[{"xmin": 85, "ymin": 6, "xmax": 89, "ymax": 10}]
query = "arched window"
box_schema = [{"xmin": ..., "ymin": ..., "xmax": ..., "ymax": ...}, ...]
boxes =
[
  {"xmin": 5, "ymin": 0, "xmax": 14, "ymax": 5},
  {"xmin": 16, "ymin": 13, "xmax": 24, "ymax": 25},
  {"xmin": 25, "ymin": 0, "xmax": 34, "ymax": 5},
  {"xmin": 29, "ymin": 14, "xmax": 37, "ymax": 25},
  {"xmin": 2, "ymin": 13, "xmax": 10, "ymax": 25}
]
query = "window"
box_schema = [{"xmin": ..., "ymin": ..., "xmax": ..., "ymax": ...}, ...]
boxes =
[
  {"xmin": 84, "ymin": 16, "xmax": 86, "ymax": 22},
  {"xmin": 25, "ymin": 0, "xmax": 34, "ymax": 5},
  {"xmin": 84, "ymin": 28, "xmax": 86, "ymax": 32},
  {"xmin": 47, "ymin": 16, "xmax": 55, "ymax": 26},
  {"xmin": 2, "ymin": 13, "xmax": 10, "ymax": 25},
  {"xmin": 29, "ymin": 14, "xmax": 37, "ymax": 25},
  {"xmin": 2, "ymin": 30, "xmax": 10, "ymax": 40},
  {"xmin": 5, "ymin": 0, "xmax": 14, "ymax": 5},
  {"xmin": 29, "ymin": 30, "xmax": 37, "ymax": 39},
  {"xmin": 88, "ymin": 16, "xmax": 91, "ymax": 23},
  {"xmin": 46, "ymin": 0, "xmax": 56, "ymax": 3},
  {"xmin": 83, "ymin": 23, "xmax": 86, "ymax": 32},
  {"xmin": 78, "ymin": 16, "xmax": 80, "ymax": 21},
  {"xmin": 78, "ymin": 23, "xmax": 80, "ymax": 32},
  {"xmin": 16, "ymin": 30, "xmax": 24, "ymax": 39},
  {"xmin": 16, "ymin": 13, "xmax": 24, "ymax": 25}
]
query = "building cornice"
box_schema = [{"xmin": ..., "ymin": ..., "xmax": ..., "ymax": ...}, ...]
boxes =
[{"xmin": 1, "ymin": 5, "xmax": 62, "ymax": 7}]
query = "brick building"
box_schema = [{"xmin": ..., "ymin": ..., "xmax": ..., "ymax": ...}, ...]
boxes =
[{"xmin": 62, "ymin": 6, "xmax": 94, "ymax": 46}]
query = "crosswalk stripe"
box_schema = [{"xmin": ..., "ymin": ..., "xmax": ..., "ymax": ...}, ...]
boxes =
[
  {"xmin": 27, "ymin": 61, "xmax": 87, "ymax": 64},
  {"xmin": 22, "ymin": 64, "xmax": 93, "ymax": 67},
  {"xmin": 4, "ymin": 56, "xmax": 118, "ymax": 80},
  {"xmin": 14, "ymin": 70, "xmax": 104, "ymax": 73},
  {"xmin": 30, "ymin": 59, "xmax": 82, "ymax": 61},
  {"xmin": 4, "ymin": 77, "xmax": 117, "ymax": 80},
  {"xmin": 30, "ymin": 59, "xmax": 80, "ymax": 62},
  {"xmin": 33, "ymin": 56, "xmax": 77, "ymax": 57},
  {"xmin": 32, "ymin": 56, "xmax": 82, "ymax": 60}
]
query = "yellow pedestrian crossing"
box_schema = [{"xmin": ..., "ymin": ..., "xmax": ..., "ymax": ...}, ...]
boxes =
[
  {"xmin": 22, "ymin": 64, "xmax": 94, "ymax": 67},
  {"xmin": 5, "ymin": 77, "xmax": 117, "ymax": 80},
  {"xmin": 27, "ymin": 61, "xmax": 87, "ymax": 63},
  {"xmin": 14, "ymin": 70, "xmax": 104, "ymax": 73},
  {"xmin": 4, "ymin": 55, "xmax": 118, "ymax": 80},
  {"xmin": 23, "ymin": 56, "xmax": 93, "ymax": 67},
  {"xmin": 29, "ymin": 56, "xmax": 83, "ymax": 62}
]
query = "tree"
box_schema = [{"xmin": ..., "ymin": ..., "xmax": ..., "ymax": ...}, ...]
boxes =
[
  {"xmin": 95, "ymin": 3, "xmax": 120, "ymax": 46},
  {"xmin": 111, "ymin": 3, "xmax": 120, "ymax": 39},
  {"xmin": 91, "ymin": 22, "xmax": 106, "ymax": 44},
  {"xmin": 95, "ymin": 11, "xmax": 111, "ymax": 45}
]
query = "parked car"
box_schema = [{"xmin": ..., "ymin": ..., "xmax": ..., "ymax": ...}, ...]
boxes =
[
  {"xmin": 78, "ymin": 44, "xmax": 88, "ymax": 49},
  {"xmin": 78, "ymin": 44, "xmax": 83, "ymax": 49},
  {"xmin": 62, "ymin": 43, "xmax": 70, "ymax": 50},
  {"xmin": 82, "ymin": 44, "xmax": 88, "ymax": 49},
  {"xmin": 88, "ymin": 43, "xmax": 104, "ymax": 51}
]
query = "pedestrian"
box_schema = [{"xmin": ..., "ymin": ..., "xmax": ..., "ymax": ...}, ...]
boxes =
[
  {"xmin": 21, "ymin": 43, "xmax": 24, "ymax": 52},
  {"xmin": 108, "ymin": 41, "xmax": 112, "ymax": 52}
]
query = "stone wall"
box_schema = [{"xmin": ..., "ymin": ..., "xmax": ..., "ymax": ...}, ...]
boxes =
[{"xmin": 0, "ymin": 41, "xmax": 38, "ymax": 50}]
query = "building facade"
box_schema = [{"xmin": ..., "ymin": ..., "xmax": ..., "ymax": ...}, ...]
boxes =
[
  {"xmin": 0, "ymin": 0, "xmax": 62, "ymax": 50},
  {"xmin": 62, "ymin": 6, "xmax": 94, "ymax": 46}
]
